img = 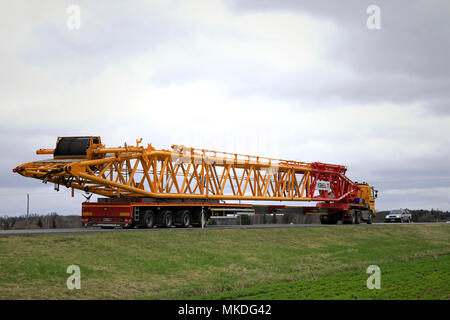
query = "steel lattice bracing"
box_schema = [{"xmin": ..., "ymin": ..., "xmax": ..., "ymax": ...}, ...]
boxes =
[{"xmin": 14, "ymin": 138, "xmax": 359, "ymax": 202}]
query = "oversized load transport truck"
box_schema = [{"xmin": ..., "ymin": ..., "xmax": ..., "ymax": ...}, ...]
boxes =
[
  {"xmin": 13, "ymin": 136, "xmax": 377, "ymax": 228},
  {"xmin": 314, "ymin": 182, "xmax": 377, "ymax": 225}
]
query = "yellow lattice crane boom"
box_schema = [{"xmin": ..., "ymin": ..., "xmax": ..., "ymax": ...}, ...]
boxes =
[{"xmin": 14, "ymin": 136, "xmax": 377, "ymax": 228}]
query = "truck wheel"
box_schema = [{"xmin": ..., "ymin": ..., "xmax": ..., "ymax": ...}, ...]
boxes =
[
  {"xmin": 144, "ymin": 211, "xmax": 155, "ymax": 228},
  {"xmin": 320, "ymin": 215, "xmax": 337, "ymax": 225},
  {"xmin": 161, "ymin": 210, "xmax": 173, "ymax": 228},
  {"xmin": 342, "ymin": 212, "xmax": 352, "ymax": 224},
  {"xmin": 320, "ymin": 215, "xmax": 329, "ymax": 225},
  {"xmin": 355, "ymin": 212, "xmax": 360, "ymax": 224},
  {"xmin": 367, "ymin": 212, "xmax": 373, "ymax": 224},
  {"xmin": 191, "ymin": 209, "xmax": 208, "ymax": 228},
  {"xmin": 350, "ymin": 212, "xmax": 356, "ymax": 224},
  {"xmin": 178, "ymin": 210, "xmax": 191, "ymax": 228}
]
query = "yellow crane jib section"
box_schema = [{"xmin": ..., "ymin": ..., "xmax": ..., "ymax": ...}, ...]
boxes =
[{"xmin": 14, "ymin": 136, "xmax": 334, "ymax": 202}]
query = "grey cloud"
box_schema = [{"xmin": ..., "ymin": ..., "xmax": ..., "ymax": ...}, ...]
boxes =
[
  {"xmin": 16, "ymin": 0, "xmax": 449, "ymax": 110},
  {"xmin": 219, "ymin": 1, "xmax": 450, "ymax": 111},
  {"xmin": 341, "ymin": 152, "xmax": 450, "ymax": 206},
  {"xmin": 18, "ymin": 2, "xmax": 188, "ymax": 80},
  {"xmin": 375, "ymin": 190, "xmax": 450, "ymax": 211},
  {"xmin": 151, "ymin": 60, "xmax": 449, "ymax": 114},
  {"xmin": 226, "ymin": 0, "xmax": 450, "ymax": 77},
  {"xmin": 1, "ymin": 0, "xmax": 448, "ymax": 213}
]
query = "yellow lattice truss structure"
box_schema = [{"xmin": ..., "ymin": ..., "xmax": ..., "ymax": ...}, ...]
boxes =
[{"xmin": 15, "ymin": 136, "xmax": 356, "ymax": 202}]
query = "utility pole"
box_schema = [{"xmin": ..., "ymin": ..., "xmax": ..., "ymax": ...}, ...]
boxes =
[{"xmin": 26, "ymin": 193, "xmax": 29, "ymax": 227}]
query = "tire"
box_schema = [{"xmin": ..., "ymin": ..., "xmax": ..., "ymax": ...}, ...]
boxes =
[
  {"xmin": 329, "ymin": 215, "xmax": 338, "ymax": 225},
  {"xmin": 191, "ymin": 209, "xmax": 209, "ymax": 228},
  {"xmin": 355, "ymin": 212, "xmax": 360, "ymax": 224},
  {"xmin": 161, "ymin": 210, "xmax": 173, "ymax": 228},
  {"xmin": 143, "ymin": 210, "xmax": 155, "ymax": 228},
  {"xmin": 367, "ymin": 212, "xmax": 373, "ymax": 224},
  {"xmin": 178, "ymin": 210, "xmax": 191, "ymax": 228},
  {"xmin": 320, "ymin": 215, "xmax": 329, "ymax": 225},
  {"xmin": 343, "ymin": 212, "xmax": 353, "ymax": 225}
]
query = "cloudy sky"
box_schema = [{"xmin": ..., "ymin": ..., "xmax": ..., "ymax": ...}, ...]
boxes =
[{"xmin": 1, "ymin": 0, "xmax": 449, "ymax": 216}]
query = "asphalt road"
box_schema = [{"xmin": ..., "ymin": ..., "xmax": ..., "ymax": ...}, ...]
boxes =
[{"xmin": 0, "ymin": 222, "xmax": 446, "ymax": 236}]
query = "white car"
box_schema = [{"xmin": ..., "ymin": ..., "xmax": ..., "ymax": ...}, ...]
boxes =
[{"xmin": 385, "ymin": 209, "xmax": 412, "ymax": 223}]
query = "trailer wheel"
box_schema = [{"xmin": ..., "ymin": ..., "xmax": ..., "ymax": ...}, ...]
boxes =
[
  {"xmin": 143, "ymin": 210, "xmax": 155, "ymax": 228},
  {"xmin": 191, "ymin": 209, "xmax": 209, "ymax": 228},
  {"xmin": 175, "ymin": 210, "xmax": 192, "ymax": 228},
  {"xmin": 180, "ymin": 210, "xmax": 191, "ymax": 228},
  {"xmin": 161, "ymin": 210, "xmax": 173, "ymax": 228}
]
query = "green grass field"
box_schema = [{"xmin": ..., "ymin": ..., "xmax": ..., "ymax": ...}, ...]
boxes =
[
  {"xmin": 0, "ymin": 224, "xmax": 449, "ymax": 299},
  {"xmin": 192, "ymin": 255, "xmax": 449, "ymax": 299}
]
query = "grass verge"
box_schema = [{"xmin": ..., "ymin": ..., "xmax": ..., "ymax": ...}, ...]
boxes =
[
  {"xmin": 192, "ymin": 254, "xmax": 449, "ymax": 299},
  {"xmin": 0, "ymin": 224, "xmax": 448, "ymax": 299}
]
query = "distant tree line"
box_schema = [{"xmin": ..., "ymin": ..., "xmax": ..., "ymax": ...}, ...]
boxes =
[
  {"xmin": 374, "ymin": 209, "xmax": 449, "ymax": 223},
  {"xmin": 0, "ymin": 208, "xmax": 448, "ymax": 230},
  {"xmin": 0, "ymin": 213, "xmax": 81, "ymax": 230}
]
